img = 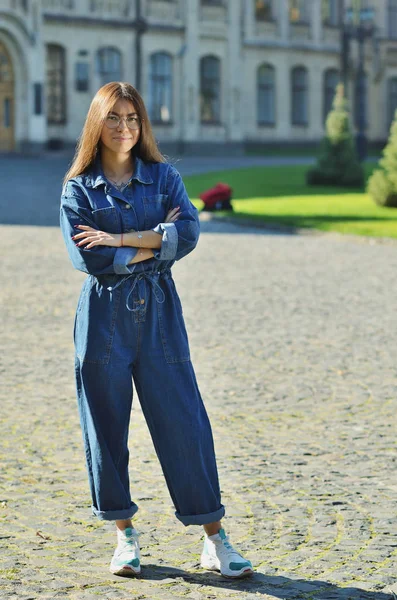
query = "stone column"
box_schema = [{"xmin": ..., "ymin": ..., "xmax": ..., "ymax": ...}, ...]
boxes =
[
  {"xmin": 279, "ymin": 0, "xmax": 290, "ymax": 41},
  {"xmin": 182, "ymin": 0, "xmax": 199, "ymax": 144},
  {"xmin": 28, "ymin": 0, "xmax": 46, "ymax": 148},
  {"xmin": 311, "ymin": 0, "xmax": 322, "ymax": 44},
  {"xmin": 244, "ymin": 0, "xmax": 255, "ymax": 40},
  {"xmin": 226, "ymin": 0, "xmax": 243, "ymax": 143}
]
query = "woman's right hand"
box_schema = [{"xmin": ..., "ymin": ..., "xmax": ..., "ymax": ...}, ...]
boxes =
[{"xmin": 164, "ymin": 206, "xmax": 181, "ymax": 223}]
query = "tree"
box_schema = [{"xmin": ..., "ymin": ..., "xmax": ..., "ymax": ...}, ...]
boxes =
[
  {"xmin": 367, "ymin": 109, "xmax": 397, "ymax": 207},
  {"xmin": 306, "ymin": 83, "xmax": 364, "ymax": 187}
]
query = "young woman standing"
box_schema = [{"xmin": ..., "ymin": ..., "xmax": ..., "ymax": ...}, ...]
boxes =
[{"xmin": 60, "ymin": 82, "xmax": 253, "ymax": 579}]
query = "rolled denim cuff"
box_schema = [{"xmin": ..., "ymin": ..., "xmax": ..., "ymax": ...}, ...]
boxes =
[
  {"xmin": 113, "ymin": 246, "xmax": 139, "ymax": 274},
  {"xmin": 151, "ymin": 222, "xmax": 178, "ymax": 261}
]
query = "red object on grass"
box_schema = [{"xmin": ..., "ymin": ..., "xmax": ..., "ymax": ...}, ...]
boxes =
[{"xmin": 199, "ymin": 183, "xmax": 233, "ymax": 209}]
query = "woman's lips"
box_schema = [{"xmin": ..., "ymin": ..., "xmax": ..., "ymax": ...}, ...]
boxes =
[{"xmin": 113, "ymin": 137, "xmax": 131, "ymax": 141}]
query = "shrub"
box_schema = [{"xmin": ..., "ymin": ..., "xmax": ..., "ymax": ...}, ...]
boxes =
[
  {"xmin": 306, "ymin": 83, "xmax": 364, "ymax": 188},
  {"xmin": 367, "ymin": 109, "xmax": 397, "ymax": 207}
]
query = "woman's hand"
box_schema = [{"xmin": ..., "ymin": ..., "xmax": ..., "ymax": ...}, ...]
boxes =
[
  {"xmin": 72, "ymin": 226, "xmax": 122, "ymax": 249},
  {"xmin": 165, "ymin": 206, "xmax": 181, "ymax": 223},
  {"xmin": 72, "ymin": 206, "xmax": 181, "ymax": 249}
]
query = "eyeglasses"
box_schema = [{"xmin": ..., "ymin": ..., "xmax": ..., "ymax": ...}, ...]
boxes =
[{"xmin": 105, "ymin": 114, "xmax": 143, "ymax": 130}]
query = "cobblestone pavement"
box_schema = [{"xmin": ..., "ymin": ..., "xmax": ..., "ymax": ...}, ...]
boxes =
[{"xmin": 1, "ymin": 160, "xmax": 397, "ymax": 599}]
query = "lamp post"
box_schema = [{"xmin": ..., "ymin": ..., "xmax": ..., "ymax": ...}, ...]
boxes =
[{"xmin": 341, "ymin": 0, "xmax": 375, "ymax": 161}]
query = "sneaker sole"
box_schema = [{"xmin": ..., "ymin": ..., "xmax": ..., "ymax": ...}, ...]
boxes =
[
  {"xmin": 110, "ymin": 565, "xmax": 141, "ymax": 577},
  {"xmin": 221, "ymin": 567, "xmax": 254, "ymax": 579},
  {"xmin": 200, "ymin": 560, "xmax": 254, "ymax": 579}
]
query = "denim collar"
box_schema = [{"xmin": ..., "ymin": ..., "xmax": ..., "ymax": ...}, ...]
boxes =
[{"xmin": 85, "ymin": 154, "xmax": 153, "ymax": 188}]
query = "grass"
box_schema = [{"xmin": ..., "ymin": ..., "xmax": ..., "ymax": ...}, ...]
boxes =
[
  {"xmin": 245, "ymin": 146, "xmax": 382, "ymax": 158},
  {"xmin": 184, "ymin": 163, "xmax": 397, "ymax": 239}
]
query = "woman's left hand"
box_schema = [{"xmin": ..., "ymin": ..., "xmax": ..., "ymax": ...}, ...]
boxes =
[{"xmin": 72, "ymin": 225, "xmax": 121, "ymax": 249}]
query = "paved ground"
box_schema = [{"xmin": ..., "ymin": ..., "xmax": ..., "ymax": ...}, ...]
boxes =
[{"xmin": 1, "ymin": 155, "xmax": 397, "ymax": 599}]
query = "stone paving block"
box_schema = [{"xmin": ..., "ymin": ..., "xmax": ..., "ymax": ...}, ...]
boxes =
[{"xmin": 2, "ymin": 175, "xmax": 397, "ymax": 599}]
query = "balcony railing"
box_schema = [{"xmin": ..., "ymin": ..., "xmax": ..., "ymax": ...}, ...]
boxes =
[
  {"xmin": 42, "ymin": 0, "xmax": 134, "ymax": 19},
  {"xmin": 199, "ymin": 2, "xmax": 227, "ymax": 23},
  {"xmin": 254, "ymin": 20, "xmax": 278, "ymax": 39},
  {"xmin": 143, "ymin": 0, "xmax": 184, "ymax": 23}
]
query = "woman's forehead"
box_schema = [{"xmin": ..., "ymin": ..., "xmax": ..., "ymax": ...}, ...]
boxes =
[{"xmin": 110, "ymin": 98, "xmax": 137, "ymax": 114}]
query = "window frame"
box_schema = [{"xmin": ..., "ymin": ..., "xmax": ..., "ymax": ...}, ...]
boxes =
[
  {"xmin": 291, "ymin": 65, "xmax": 309, "ymax": 126},
  {"xmin": 46, "ymin": 43, "xmax": 67, "ymax": 125},
  {"xmin": 96, "ymin": 46, "xmax": 123, "ymax": 87},
  {"xmin": 257, "ymin": 63, "xmax": 276, "ymax": 126},
  {"xmin": 149, "ymin": 51, "xmax": 173, "ymax": 125},
  {"xmin": 200, "ymin": 55, "xmax": 222, "ymax": 125}
]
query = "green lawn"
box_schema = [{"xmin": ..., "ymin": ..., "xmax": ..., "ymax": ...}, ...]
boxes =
[{"xmin": 184, "ymin": 163, "xmax": 397, "ymax": 239}]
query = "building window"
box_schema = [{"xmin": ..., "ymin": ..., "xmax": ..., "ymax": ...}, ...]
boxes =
[
  {"xmin": 257, "ymin": 64, "xmax": 275, "ymax": 125},
  {"xmin": 291, "ymin": 66, "xmax": 308, "ymax": 125},
  {"xmin": 354, "ymin": 72, "xmax": 367, "ymax": 130},
  {"xmin": 149, "ymin": 52, "xmax": 173, "ymax": 123},
  {"xmin": 388, "ymin": 0, "xmax": 397, "ymax": 39},
  {"xmin": 322, "ymin": 0, "xmax": 340, "ymax": 26},
  {"xmin": 200, "ymin": 55, "xmax": 221, "ymax": 123},
  {"xmin": 255, "ymin": 0, "xmax": 273, "ymax": 21},
  {"xmin": 323, "ymin": 68, "xmax": 339, "ymax": 122},
  {"xmin": 201, "ymin": 0, "xmax": 223, "ymax": 5},
  {"xmin": 75, "ymin": 62, "xmax": 89, "ymax": 92},
  {"xmin": 289, "ymin": 0, "xmax": 309, "ymax": 23},
  {"xmin": 96, "ymin": 47, "xmax": 122, "ymax": 86},
  {"xmin": 46, "ymin": 44, "xmax": 66, "ymax": 124},
  {"xmin": 388, "ymin": 77, "xmax": 397, "ymax": 127}
]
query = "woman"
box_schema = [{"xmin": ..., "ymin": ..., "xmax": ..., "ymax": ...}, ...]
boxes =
[{"xmin": 60, "ymin": 81, "xmax": 253, "ymax": 579}]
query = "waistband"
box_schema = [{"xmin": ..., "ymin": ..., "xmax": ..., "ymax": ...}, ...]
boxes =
[{"xmin": 103, "ymin": 268, "xmax": 172, "ymax": 312}]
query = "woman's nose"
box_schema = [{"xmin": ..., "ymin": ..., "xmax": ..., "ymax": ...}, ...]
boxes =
[{"xmin": 117, "ymin": 118, "xmax": 128, "ymax": 131}]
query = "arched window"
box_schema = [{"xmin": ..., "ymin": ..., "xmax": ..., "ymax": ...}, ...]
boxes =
[
  {"xmin": 149, "ymin": 52, "xmax": 173, "ymax": 123},
  {"xmin": 200, "ymin": 55, "xmax": 221, "ymax": 123},
  {"xmin": 291, "ymin": 66, "xmax": 308, "ymax": 125},
  {"xmin": 388, "ymin": 0, "xmax": 397, "ymax": 39},
  {"xmin": 96, "ymin": 47, "xmax": 122, "ymax": 86},
  {"xmin": 46, "ymin": 44, "xmax": 66, "ymax": 124},
  {"xmin": 257, "ymin": 64, "xmax": 275, "ymax": 125},
  {"xmin": 323, "ymin": 68, "xmax": 339, "ymax": 122},
  {"xmin": 388, "ymin": 77, "xmax": 397, "ymax": 128}
]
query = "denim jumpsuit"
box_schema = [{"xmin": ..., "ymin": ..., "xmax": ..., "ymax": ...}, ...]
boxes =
[{"xmin": 60, "ymin": 154, "xmax": 225, "ymax": 526}]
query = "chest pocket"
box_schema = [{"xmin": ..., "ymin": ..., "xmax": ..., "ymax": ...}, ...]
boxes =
[
  {"xmin": 143, "ymin": 194, "xmax": 169, "ymax": 230},
  {"xmin": 91, "ymin": 206, "xmax": 120, "ymax": 234}
]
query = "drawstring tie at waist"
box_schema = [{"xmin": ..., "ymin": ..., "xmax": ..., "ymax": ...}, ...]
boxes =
[{"xmin": 107, "ymin": 271, "xmax": 166, "ymax": 312}]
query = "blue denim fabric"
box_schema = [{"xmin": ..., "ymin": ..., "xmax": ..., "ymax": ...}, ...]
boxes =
[{"xmin": 60, "ymin": 155, "xmax": 225, "ymax": 526}]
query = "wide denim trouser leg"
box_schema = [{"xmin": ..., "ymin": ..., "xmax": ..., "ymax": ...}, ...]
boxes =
[
  {"xmin": 133, "ymin": 357, "xmax": 225, "ymax": 526},
  {"xmin": 73, "ymin": 272, "xmax": 225, "ymax": 526}
]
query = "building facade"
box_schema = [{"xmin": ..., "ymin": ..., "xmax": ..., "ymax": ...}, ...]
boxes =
[{"xmin": 1, "ymin": 0, "xmax": 397, "ymax": 154}]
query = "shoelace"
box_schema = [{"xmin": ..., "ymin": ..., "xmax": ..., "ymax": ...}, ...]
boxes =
[
  {"xmin": 117, "ymin": 530, "xmax": 141, "ymax": 553},
  {"xmin": 211, "ymin": 534, "xmax": 245, "ymax": 561}
]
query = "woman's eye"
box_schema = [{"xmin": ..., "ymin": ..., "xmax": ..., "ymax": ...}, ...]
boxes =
[
  {"xmin": 127, "ymin": 117, "xmax": 137, "ymax": 124},
  {"xmin": 108, "ymin": 116, "xmax": 117, "ymax": 121}
]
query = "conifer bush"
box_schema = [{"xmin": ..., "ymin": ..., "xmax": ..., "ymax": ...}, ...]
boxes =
[
  {"xmin": 367, "ymin": 109, "xmax": 397, "ymax": 207},
  {"xmin": 306, "ymin": 83, "xmax": 364, "ymax": 187}
]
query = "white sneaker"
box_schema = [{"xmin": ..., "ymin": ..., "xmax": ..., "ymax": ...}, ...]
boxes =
[
  {"xmin": 200, "ymin": 528, "xmax": 254, "ymax": 579},
  {"xmin": 109, "ymin": 526, "xmax": 141, "ymax": 577}
]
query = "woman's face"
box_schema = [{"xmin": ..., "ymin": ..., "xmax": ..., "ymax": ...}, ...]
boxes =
[{"xmin": 100, "ymin": 98, "xmax": 141, "ymax": 155}]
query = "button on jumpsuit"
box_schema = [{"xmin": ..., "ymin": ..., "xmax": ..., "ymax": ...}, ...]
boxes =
[{"xmin": 60, "ymin": 155, "xmax": 225, "ymax": 526}]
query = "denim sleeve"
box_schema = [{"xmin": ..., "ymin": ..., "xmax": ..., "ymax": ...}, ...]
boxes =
[
  {"xmin": 60, "ymin": 186, "xmax": 139, "ymax": 276},
  {"xmin": 150, "ymin": 165, "xmax": 200, "ymax": 261}
]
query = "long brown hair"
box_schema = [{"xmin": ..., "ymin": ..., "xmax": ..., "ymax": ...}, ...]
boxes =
[{"xmin": 63, "ymin": 82, "xmax": 166, "ymax": 184}]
